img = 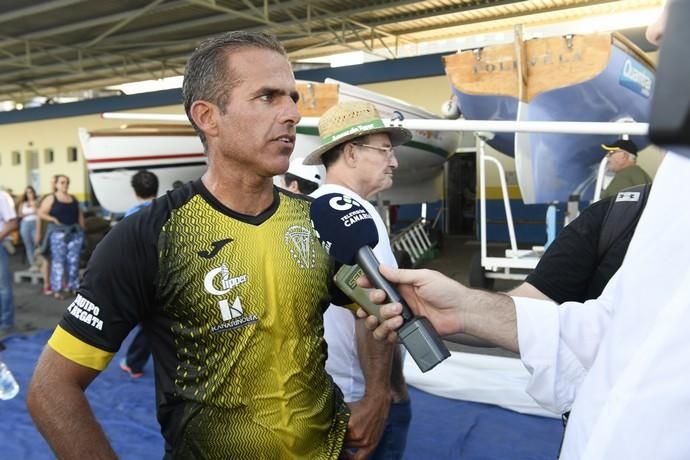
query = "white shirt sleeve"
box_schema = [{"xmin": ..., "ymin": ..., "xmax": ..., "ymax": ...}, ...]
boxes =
[
  {"xmin": 0, "ymin": 191, "xmax": 17, "ymax": 223},
  {"xmin": 513, "ymin": 271, "xmax": 620, "ymax": 414}
]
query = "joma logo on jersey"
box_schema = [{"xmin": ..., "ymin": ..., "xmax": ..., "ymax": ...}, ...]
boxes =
[
  {"xmin": 197, "ymin": 238, "xmax": 233, "ymax": 259},
  {"xmin": 203, "ymin": 263, "xmax": 248, "ymax": 295},
  {"xmin": 211, "ymin": 296, "xmax": 258, "ymax": 333}
]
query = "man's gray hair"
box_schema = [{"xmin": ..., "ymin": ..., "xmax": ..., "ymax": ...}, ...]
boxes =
[
  {"xmin": 182, "ymin": 31, "xmax": 286, "ymax": 150},
  {"xmin": 321, "ymin": 135, "xmax": 370, "ymax": 170}
]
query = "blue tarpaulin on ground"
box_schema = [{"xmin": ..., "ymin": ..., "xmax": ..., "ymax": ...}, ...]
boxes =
[{"xmin": 1, "ymin": 331, "xmax": 562, "ymax": 459}]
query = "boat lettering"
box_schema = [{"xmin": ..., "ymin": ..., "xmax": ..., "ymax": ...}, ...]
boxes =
[
  {"xmin": 620, "ymin": 60, "xmax": 653, "ymax": 97},
  {"xmin": 473, "ymin": 52, "xmax": 582, "ymax": 75}
]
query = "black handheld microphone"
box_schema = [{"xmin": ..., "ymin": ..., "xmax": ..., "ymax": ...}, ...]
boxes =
[{"xmin": 310, "ymin": 193, "xmax": 450, "ymax": 372}]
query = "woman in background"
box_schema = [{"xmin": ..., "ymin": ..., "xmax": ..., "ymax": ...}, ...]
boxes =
[
  {"xmin": 36, "ymin": 175, "xmax": 58, "ymax": 296},
  {"xmin": 37, "ymin": 175, "xmax": 84, "ymax": 300},
  {"xmin": 17, "ymin": 186, "xmax": 39, "ymax": 270}
]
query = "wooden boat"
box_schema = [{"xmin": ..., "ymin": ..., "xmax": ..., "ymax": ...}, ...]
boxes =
[
  {"xmin": 444, "ymin": 31, "xmax": 655, "ymax": 204},
  {"xmin": 80, "ymin": 79, "xmax": 461, "ymax": 213}
]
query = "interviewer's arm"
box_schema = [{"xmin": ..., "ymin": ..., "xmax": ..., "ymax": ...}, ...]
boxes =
[
  {"xmin": 360, "ymin": 266, "xmax": 520, "ymax": 352},
  {"xmin": 443, "ymin": 283, "xmax": 551, "ymax": 347},
  {"xmin": 27, "ymin": 347, "xmax": 117, "ymax": 460},
  {"xmin": 508, "ymin": 281, "xmax": 554, "ymax": 301}
]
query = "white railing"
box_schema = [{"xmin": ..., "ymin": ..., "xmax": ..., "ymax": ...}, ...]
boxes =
[{"xmin": 102, "ymin": 112, "xmax": 651, "ymax": 137}]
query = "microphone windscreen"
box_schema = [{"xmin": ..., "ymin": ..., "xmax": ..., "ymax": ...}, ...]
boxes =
[{"xmin": 310, "ymin": 193, "xmax": 379, "ymax": 265}]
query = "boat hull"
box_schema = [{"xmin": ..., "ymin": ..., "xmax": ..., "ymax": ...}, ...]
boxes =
[
  {"xmin": 446, "ymin": 33, "xmax": 654, "ymax": 204},
  {"xmin": 82, "ymin": 81, "xmax": 460, "ymax": 213}
]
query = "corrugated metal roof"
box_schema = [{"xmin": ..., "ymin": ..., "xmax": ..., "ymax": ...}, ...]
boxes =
[{"xmin": 0, "ymin": 0, "xmax": 662, "ymax": 103}]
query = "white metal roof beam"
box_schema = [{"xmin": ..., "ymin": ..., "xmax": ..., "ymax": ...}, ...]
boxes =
[
  {"xmin": 65, "ymin": 0, "xmax": 444, "ymax": 47},
  {"xmin": 182, "ymin": 0, "xmax": 308, "ymax": 33},
  {"xmin": 0, "ymin": 0, "xmax": 85, "ymax": 25},
  {"xmin": 0, "ymin": 0, "xmax": 192, "ymax": 50},
  {"xmin": 366, "ymin": 0, "xmax": 631, "ymax": 32},
  {"xmin": 0, "ymin": 44, "xmax": 190, "ymax": 83},
  {"xmin": 82, "ymin": 0, "xmax": 168, "ymax": 49}
]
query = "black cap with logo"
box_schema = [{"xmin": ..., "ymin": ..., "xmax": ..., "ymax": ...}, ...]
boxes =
[{"xmin": 601, "ymin": 139, "xmax": 639, "ymax": 156}]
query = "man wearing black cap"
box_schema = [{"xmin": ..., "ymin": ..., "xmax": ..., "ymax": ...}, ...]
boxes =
[{"xmin": 600, "ymin": 139, "xmax": 651, "ymax": 198}]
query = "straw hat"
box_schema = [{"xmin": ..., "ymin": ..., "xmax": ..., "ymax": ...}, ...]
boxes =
[{"xmin": 302, "ymin": 101, "xmax": 412, "ymax": 165}]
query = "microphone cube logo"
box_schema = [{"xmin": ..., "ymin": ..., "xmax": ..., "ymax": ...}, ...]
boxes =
[
  {"xmin": 328, "ymin": 195, "xmax": 361, "ymax": 211},
  {"xmin": 327, "ymin": 194, "xmax": 373, "ymax": 228}
]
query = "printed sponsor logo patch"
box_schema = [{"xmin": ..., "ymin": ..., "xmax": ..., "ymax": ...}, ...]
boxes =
[
  {"xmin": 616, "ymin": 191, "xmax": 641, "ymax": 202},
  {"xmin": 211, "ymin": 296, "xmax": 258, "ymax": 333},
  {"xmin": 203, "ymin": 263, "xmax": 248, "ymax": 296},
  {"xmin": 67, "ymin": 294, "xmax": 104, "ymax": 331},
  {"xmin": 197, "ymin": 238, "xmax": 233, "ymax": 259}
]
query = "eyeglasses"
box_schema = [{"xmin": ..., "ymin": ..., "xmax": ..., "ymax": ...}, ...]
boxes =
[
  {"xmin": 351, "ymin": 142, "xmax": 395, "ymax": 159},
  {"xmin": 606, "ymin": 150, "xmax": 627, "ymax": 158}
]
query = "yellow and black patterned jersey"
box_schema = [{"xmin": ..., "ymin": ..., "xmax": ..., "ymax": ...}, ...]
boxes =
[{"xmin": 48, "ymin": 180, "xmax": 349, "ymax": 459}]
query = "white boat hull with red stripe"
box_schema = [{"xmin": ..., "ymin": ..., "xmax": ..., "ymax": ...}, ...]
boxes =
[
  {"xmin": 81, "ymin": 79, "xmax": 461, "ymax": 213},
  {"xmin": 79, "ymin": 126, "xmax": 207, "ymax": 213}
]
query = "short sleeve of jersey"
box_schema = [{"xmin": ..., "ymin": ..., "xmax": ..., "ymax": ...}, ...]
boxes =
[
  {"xmin": 526, "ymin": 198, "xmax": 612, "ymax": 304},
  {"xmin": 56, "ymin": 201, "xmax": 167, "ymax": 353}
]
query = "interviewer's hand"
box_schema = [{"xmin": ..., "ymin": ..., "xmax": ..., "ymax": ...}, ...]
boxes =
[{"xmin": 356, "ymin": 265, "xmax": 465, "ymax": 342}]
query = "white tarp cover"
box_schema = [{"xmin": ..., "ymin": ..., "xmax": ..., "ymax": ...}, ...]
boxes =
[{"xmin": 404, "ymin": 351, "xmax": 560, "ymax": 419}]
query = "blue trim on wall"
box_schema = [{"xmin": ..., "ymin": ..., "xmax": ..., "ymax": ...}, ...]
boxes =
[
  {"xmin": 0, "ymin": 52, "xmax": 449, "ymax": 125},
  {"xmin": 295, "ymin": 52, "xmax": 447, "ymax": 85},
  {"xmin": 479, "ymin": 200, "xmax": 567, "ymax": 245},
  {"xmin": 0, "ymin": 89, "xmax": 184, "ymax": 125}
]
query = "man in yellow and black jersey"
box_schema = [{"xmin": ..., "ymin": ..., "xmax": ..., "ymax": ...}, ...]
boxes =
[{"xmin": 28, "ymin": 31, "xmax": 350, "ymax": 459}]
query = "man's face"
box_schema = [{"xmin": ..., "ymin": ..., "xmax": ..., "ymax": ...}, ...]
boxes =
[
  {"xmin": 607, "ymin": 149, "xmax": 632, "ymax": 172},
  {"xmin": 213, "ymin": 47, "xmax": 300, "ymax": 177},
  {"xmin": 351, "ymin": 133, "xmax": 398, "ymax": 197}
]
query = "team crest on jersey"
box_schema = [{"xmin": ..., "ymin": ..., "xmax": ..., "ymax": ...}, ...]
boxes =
[{"xmin": 284, "ymin": 225, "xmax": 315, "ymax": 269}]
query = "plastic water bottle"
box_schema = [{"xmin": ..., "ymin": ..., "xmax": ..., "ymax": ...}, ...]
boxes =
[{"xmin": 0, "ymin": 360, "xmax": 19, "ymax": 400}]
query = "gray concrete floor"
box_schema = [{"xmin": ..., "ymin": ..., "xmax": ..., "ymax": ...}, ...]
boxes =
[
  {"xmin": 7, "ymin": 235, "xmax": 521, "ymax": 358},
  {"xmin": 419, "ymin": 235, "xmax": 520, "ymax": 358},
  {"xmin": 7, "ymin": 248, "xmax": 69, "ymax": 333}
]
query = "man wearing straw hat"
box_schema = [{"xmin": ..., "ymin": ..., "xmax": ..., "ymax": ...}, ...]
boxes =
[{"xmin": 304, "ymin": 100, "xmax": 412, "ymax": 459}]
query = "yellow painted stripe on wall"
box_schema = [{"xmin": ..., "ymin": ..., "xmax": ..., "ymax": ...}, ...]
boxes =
[{"xmin": 483, "ymin": 186, "xmax": 523, "ymax": 200}]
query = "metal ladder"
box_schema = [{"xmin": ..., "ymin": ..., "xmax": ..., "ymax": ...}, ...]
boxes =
[{"xmin": 391, "ymin": 218, "xmax": 434, "ymax": 266}]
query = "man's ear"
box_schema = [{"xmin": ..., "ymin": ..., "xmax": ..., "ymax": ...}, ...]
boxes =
[
  {"xmin": 190, "ymin": 100, "xmax": 219, "ymax": 140},
  {"xmin": 343, "ymin": 143, "xmax": 358, "ymax": 167},
  {"xmin": 286, "ymin": 181, "xmax": 301, "ymax": 194}
]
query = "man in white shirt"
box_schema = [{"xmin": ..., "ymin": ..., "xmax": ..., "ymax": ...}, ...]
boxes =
[
  {"xmin": 303, "ymin": 100, "xmax": 412, "ymax": 459},
  {"xmin": 0, "ymin": 188, "xmax": 18, "ymax": 336},
  {"xmin": 361, "ymin": 4, "xmax": 690, "ymax": 459}
]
